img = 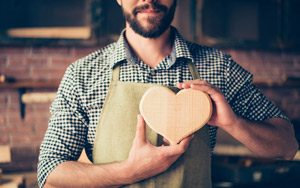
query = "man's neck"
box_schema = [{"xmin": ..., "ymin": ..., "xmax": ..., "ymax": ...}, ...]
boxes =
[{"xmin": 125, "ymin": 25, "xmax": 173, "ymax": 68}]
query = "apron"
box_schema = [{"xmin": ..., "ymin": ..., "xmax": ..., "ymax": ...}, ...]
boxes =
[{"xmin": 93, "ymin": 61, "xmax": 212, "ymax": 188}]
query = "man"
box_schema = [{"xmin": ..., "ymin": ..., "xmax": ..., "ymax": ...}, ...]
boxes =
[{"xmin": 38, "ymin": 0, "xmax": 298, "ymax": 187}]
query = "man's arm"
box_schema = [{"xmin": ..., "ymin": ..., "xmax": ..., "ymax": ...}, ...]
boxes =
[
  {"xmin": 44, "ymin": 115, "xmax": 192, "ymax": 187},
  {"xmin": 223, "ymin": 116, "xmax": 297, "ymax": 159},
  {"xmin": 178, "ymin": 80, "xmax": 298, "ymax": 160}
]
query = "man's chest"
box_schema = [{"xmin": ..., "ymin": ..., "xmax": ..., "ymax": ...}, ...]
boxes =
[{"xmin": 81, "ymin": 62, "xmax": 224, "ymax": 158}]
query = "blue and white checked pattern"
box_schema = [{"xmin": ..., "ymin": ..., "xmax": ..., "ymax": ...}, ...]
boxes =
[{"xmin": 37, "ymin": 27, "xmax": 288, "ymax": 187}]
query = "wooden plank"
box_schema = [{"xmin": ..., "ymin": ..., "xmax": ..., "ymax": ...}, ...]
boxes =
[
  {"xmin": 140, "ymin": 87, "xmax": 212, "ymax": 145},
  {"xmin": 214, "ymin": 144, "xmax": 253, "ymax": 157},
  {"xmin": 22, "ymin": 92, "xmax": 56, "ymax": 104},
  {"xmin": 7, "ymin": 27, "xmax": 91, "ymax": 39},
  {"xmin": 0, "ymin": 174, "xmax": 24, "ymax": 188},
  {"xmin": 214, "ymin": 144, "xmax": 300, "ymax": 161},
  {"xmin": 0, "ymin": 80, "xmax": 59, "ymax": 89},
  {"xmin": 0, "ymin": 146, "xmax": 11, "ymax": 163}
]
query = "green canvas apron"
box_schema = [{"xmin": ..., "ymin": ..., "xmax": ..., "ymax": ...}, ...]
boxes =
[{"xmin": 93, "ymin": 61, "xmax": 212, "ymax": 188}]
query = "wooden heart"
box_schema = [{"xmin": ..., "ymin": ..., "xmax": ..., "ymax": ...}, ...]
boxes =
[{"xmin": 139, "ymin": 86, "xmax": 212, "ymax": 145}]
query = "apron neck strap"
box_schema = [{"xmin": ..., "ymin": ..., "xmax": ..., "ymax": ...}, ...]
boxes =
[
  {"xmin": 187, "ymin": 60, "xmax": 201, "ymax": 80},
  {"xmin": 111, "ymin": 60, "xmax": 200, "ymax": 82},
  {"xmin": 112, "ymin": 65, "xmax": 120, "ymax": 82}
]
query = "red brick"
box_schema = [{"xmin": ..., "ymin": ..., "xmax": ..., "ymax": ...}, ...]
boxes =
[
  {"xmin": 50, "ymin": 57, "xmax": 76, "ymax": 69},
  {"xmin": 6, "ymin": 116, "xmax": 26, "ymax": 127},
  {"xmin": 10, "ymin": 133, "xmax": 35, "ymax": 146},
  {"xmin": 3, "ymin": 100, "xmax": 19, "ymax": 109},
  {"xmin": 73, "ymin": 47, "xmax": 98, "ymax": 58},
  {"xmin": 7, "ymin": 56, "xmax": 25, "ymax": 67},
  {"xmin": 0, "ymin": 116, "xmax": 5, "ymax": 126},
  {"xmin": 0, "ymin": 94, "xmax": 9, "ymax": 104},
  {"xmin": 34, "ymin": 123, "xmax": 48, "ymax": 135},
  {"xmin": 1, "ymin": 67, "xmax": 31, "ymax": 80},
  {"xmin": 0, "ymin": 105, "xmax": 19, "ymax": 114},
  {"xmin": 26, "ymin": 57, "xmax": 49, "ymax": 67},
  {"xmin": 0, "ymin": 133, "xmax": 9, "ymax": 145},
  {"xmin": 7, "ymin": 95, "xmax": 20, "ymax": 107},
  {"xmin": 0, "ymin": 47, "xmax": 31, "ymax": 55},
  {"xmin": 10, "ymin": 133, "xmax": 44, "ymax": 147},
  {"xmin": 0, "ymin": 56, "xmax": 8, "ymax": 68},
  {"xmin": 24, "ymin": 112, "xmax": 49, "ymax": 121},
  {"xmin": 30, "ymin": 67, "xmax": 65, "ymax": 81},
  {"xmin": 31, "ymin": 47, "xmax": 73, "ymax": 57}
]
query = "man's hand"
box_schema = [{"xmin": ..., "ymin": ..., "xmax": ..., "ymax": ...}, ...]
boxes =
[
  {"xmin": 177, "ymin": 79, "xmax": 298, "ymax": 159},
  {"xmin": 125, "ymin": 115, "xmax": 193, "ymax": 184},
  {"xmin": 177, "ymin": 79, "xmax": 238, "ymax": 130}
]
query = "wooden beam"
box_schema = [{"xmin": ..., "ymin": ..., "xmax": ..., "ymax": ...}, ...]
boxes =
[
  {"xmin": 22, "ymin": 92, "xmax": 56, "ymax": 104},
  {"xmin": 7, "ymin": 27, "xmax": 91, "ymax": 39},
  {"xmin": 0, "ymin": 145, "xmax": 11, "ymax": 163},
  {"xmin": 214, "ymin": 144, "xmax": 300, "ymax": 161}
]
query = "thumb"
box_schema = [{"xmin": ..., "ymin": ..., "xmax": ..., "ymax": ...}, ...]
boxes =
[{"xmin": 134, "ymin": 114, "xmax": 146, "ymax": 144}]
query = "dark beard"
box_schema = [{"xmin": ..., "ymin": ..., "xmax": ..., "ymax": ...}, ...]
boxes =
[{"xmin": 122, "ymin": 1, "xmax": 177, "ymax": 38}]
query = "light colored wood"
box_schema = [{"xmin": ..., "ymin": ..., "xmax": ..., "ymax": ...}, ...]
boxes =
[
  {"xmin": 0, "ymin": 145, "xmax": 11, "ymax": 163},
  {"xmin": 213, "ymin": 144, "xmax": 253, "ymax": 157},
  {"xmin": 7, "ymin": 26, "xmax": 91, "ymax": 39},
  {"xmin": 0, "ymin": 174, "xmax": 24, "ymax": 188},
  {"xmin": 214, "ymin": 144, "xmax": 300, "ymax": 161},
  {"xmin": 22, "ymin": 92, "xmax": 56, "ymax": 104},
  {"xmin": 140, "ymin": 87, "xmax": 212, "ymax": 145}
]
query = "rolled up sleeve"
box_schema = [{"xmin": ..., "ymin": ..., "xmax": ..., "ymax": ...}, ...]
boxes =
[
  {"xmin": 37, "ymin": 63, "xmax": 88, "ymax": 187},
  {"xmin": 225, "ymin": 56, "xmax": 289, "ymax": 122}
]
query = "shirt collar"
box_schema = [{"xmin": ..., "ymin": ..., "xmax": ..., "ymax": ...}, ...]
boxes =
[
  {"xmin": 109, "ymin": 26, "xmax": 194, "ymax": 69},
  {"xmin": 109, "ymin": 29, "xmax": 128, "ymax": 69}
]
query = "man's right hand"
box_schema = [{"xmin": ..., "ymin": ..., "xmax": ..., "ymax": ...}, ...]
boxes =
[{"xmin": 124, "ymin": 115, "xmax": 193, "ymax": 184}]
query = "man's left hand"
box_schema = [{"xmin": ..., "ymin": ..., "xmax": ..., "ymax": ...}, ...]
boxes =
[{"xmin": 177, "ymin": 79, "xmax": 239, "ymax": 130}]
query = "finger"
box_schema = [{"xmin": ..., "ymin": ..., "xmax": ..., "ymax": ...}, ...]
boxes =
[
  {"xmin": 178, "ymin": 135, "xmax": 194, "ymax": 151},
  {"xmin": 163, "ymin": 138, "xmax": 170, "ymax": 146},
  {"xmin": 190, "ymin": 84, "xmax": 223, "ymax": 100},
  {"xmin": 177, "ymin": 82, "xmax": 191, "ymax": 89},
  {"xmin": 181, "ymin": 79, "xmax": 204, "ymax": 85},
  {"xmin": 176, "ymin": 83, "xmax": 182, "ymax": 89},
  {"xmin": 179, "ymin": 79, "xmax": 210, "ymax": 89},
  {"xmin": 135, "ymin": 115, "xmax": 146, "ymax": 144},
  {"xmin": 162, "ymin": 135, "xmax": 193, "ymax": 156}
]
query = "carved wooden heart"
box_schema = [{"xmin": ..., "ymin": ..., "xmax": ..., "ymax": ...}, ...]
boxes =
[{"xmin": 139, "ymin": 86, "xmax": 212, "ymax": 145}]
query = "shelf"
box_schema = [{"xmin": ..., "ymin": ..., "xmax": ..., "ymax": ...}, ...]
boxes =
[
  {"xmin": 0, "ymin": 78, "xmax": 299, "ymax": 119},
  {"xmin": 0, "ymin": 80, "xmax": 59, "ymax": 90},
  {"xmin": 0, "ymin": 80, "xmax": 60, "ymax": 119},
  {"xmin": 1, "ymin": 77, "xmax": 300, "ymax": 90}
]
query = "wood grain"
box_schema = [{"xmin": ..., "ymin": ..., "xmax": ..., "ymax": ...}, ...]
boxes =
[
  {"xmin": 140, "ymin": 87, "xmax": 212, "ymax": 145},
  {"xmin": 7, "ymin": 27, "xmax": 91, "ymax": 39}
]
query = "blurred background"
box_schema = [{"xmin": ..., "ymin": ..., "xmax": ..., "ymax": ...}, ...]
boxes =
[{"xmin": 0, "ymin": 0, "xmax": 299, "ymax": 187}]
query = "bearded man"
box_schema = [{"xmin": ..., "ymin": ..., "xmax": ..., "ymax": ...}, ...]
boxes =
[{"xmin": 38, "ymin": 0, "xmax": 298, "ymax": 187}]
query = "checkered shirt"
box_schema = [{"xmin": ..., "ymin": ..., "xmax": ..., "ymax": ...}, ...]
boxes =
[{"xmin": 37, "ymin": 27, "xmax": 288, "ymax": 187}]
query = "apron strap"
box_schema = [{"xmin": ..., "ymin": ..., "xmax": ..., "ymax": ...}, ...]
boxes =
[
  {"xmin": 187, "ymin": 60, "xmax": 201, "ymax": 80},
  {"xmin": 112, "ymin": 65, "xmax": 120, "ymax": 82}
]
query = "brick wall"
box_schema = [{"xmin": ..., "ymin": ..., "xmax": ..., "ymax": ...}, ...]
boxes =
[
  {"xmin": 0, "ymin": 46, "xmax": 98, "ymax": 171},
  {"xmin": 0, "ymin": 46, "xmax": 300, "ymax": 172},
  {"xmin": 226, "ymin": 49, "xmax": 300, "ymax": 121}
]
